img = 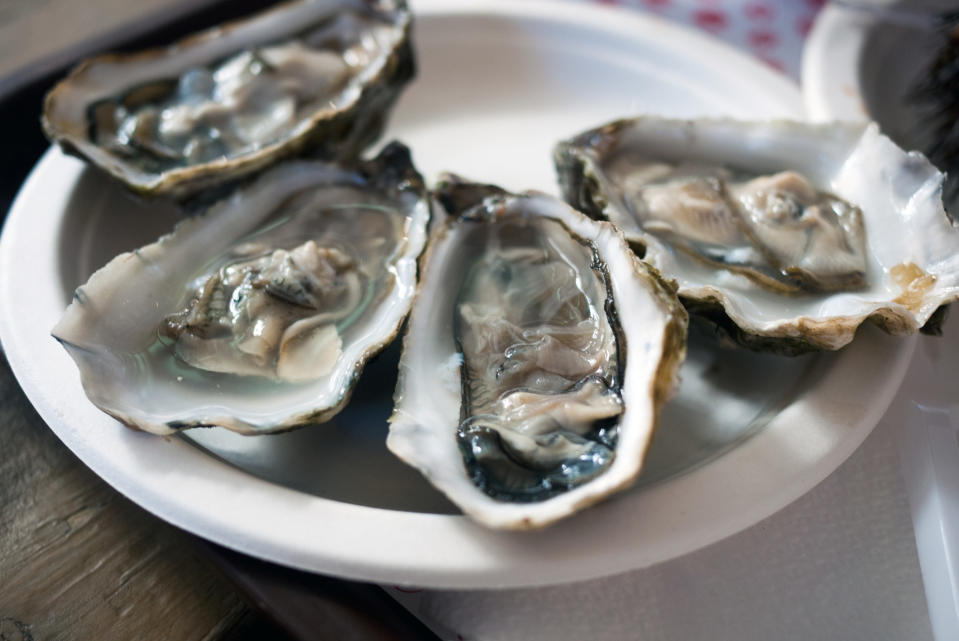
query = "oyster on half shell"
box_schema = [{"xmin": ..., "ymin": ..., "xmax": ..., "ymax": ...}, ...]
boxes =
[
  {"xmin": 388, "ymin": 178, "xmax": 687, "ymax": 530},
  {"xmin": 42, "ymin": 0, "xmax": 413, "ymax": 199},
  {"xmin": 53, "ymin": 142, "xmax": 430, "ymax": 434},
  {"xmin": 556, "ymin": 117, "xmax": 959, "ymax": 353}
]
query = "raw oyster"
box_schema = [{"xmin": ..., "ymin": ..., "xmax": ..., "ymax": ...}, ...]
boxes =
[
  {"xmin": 53, "ymin": 142, "xmax": 430, "ymax": 434},
  {"xmin": 388, "ymin": 178, "xmax": 687, "ymax": 530},
  {"xmin": 43, "ymin": 0, "xmax": 413, "ymax": 199},
  {"xmin": 555, "ymin": 117, "xmax": 959, "ymax": 353}
]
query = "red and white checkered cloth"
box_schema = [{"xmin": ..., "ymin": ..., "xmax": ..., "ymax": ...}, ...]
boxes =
[{"xmin": 582, "ymin": 0, "xmax": 826, "ymax": 78}]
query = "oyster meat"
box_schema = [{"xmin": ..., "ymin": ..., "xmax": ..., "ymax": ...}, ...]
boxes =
[
  {"xmin": 43, "ymin": 0, "xmax": 413, "ymax": 199},
  {"xmin": 611, "ymin": 162, "xmax": 868, "ymax": 294},
  {"xmin": 388, "ymin": 178, "xmax": 687, "ymax": 529},
  {"xmin": 556, "ymin": 117, "xmax": 959, "ymax": 353},
  {"xmin": 53, "ymin": 142, "xmax": 430, "ymax": 434}
]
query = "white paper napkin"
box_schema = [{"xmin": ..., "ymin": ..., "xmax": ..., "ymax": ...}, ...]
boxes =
[{"xmin": 388, "ymin": 409, "xmax": 932, "ymax": 640}]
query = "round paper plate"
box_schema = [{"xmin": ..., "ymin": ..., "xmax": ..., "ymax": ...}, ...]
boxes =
[{"xmin": 0, "ymin": 0, "xmax": 914, "ymax": 588}]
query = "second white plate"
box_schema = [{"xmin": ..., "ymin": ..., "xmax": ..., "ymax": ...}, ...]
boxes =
[
  {"xmin": 802, "ymin": 0, "xmax": 950, "ymax": 132},
  {"xmin": 0, "ymin": 0, "xmax": 914, "ymax": 588}
]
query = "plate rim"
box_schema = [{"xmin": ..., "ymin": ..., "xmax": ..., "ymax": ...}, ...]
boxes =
[{"xmin": 0, "ymin": 0, "xmax": 916, "ymax": 589}]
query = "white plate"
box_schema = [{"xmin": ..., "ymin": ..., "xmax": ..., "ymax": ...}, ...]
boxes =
[
  {"xmin": 0, "ymin": 0, "xmax": 915, "ymax": 589},
  {"xmin": 802, "ymin": 0, "xmax": 950, "ymax": 133}
]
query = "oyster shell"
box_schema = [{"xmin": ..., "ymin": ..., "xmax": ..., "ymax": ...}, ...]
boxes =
[
  {"xmin": 555, "ymin": 117, "xmax": 959, "ymax": 353},
  {"xmin": 53, "ymin": 142, "xmax": 430, "ymax": 434},
  {"xmin": 42, "ymin": 0, "xmax": 413, "ymax": 199},
  {"xmin": 388, "ymin": 178, "xmax": 687, "ymax": 530}
]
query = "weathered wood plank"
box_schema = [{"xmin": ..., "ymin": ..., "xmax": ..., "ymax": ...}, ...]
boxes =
[
  {"xmin": 0, "ymin": 0, "xmax": 222, "ymax": 95},
  {"xmin": 0, "ymin": 355, "xmax": 252, "ymax": 641}
]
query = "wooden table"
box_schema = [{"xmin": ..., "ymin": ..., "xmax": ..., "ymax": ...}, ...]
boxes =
[
  {"xmin": 0, "ymin": 0, "xmax": 225, "ymax": 97},
  {"xmin": 0, "ymin": 350, "xmax": 439, "ymax": 640},
  {"xmin": 0, "ymin": 355, "xmax": 273, "ymax": 641}
]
